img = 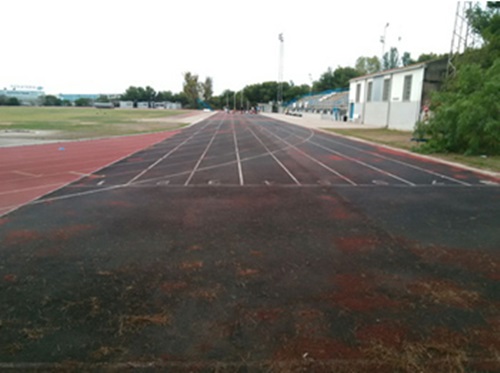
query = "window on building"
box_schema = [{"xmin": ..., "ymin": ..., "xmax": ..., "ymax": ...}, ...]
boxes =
[
  {"xmin": 382, "ymin": 79, "xmax": 391, "ymax": 101},
  {"xmin": 403, "ymin": 75, "xmax": 412, "ymax": 101},
  {"xmin": 367, "ymin": 81, "xmax": 373, "ymax": 102},
  {"xmin": 355, "ymin": 83, "xmax": 361, "ymax": 103}
]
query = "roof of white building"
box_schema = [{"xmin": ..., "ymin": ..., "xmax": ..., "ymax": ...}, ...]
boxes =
[{"xmin": 349, "ymin": 61, "xmax": 429, "ymax": 83}]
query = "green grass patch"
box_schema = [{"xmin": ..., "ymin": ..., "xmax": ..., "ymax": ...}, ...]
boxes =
[
  {"xmin": 0, "ymin": 106, "xmax": 187, "ymax": 138},
  {"xmin": 326, "ymin": 128, "xmax": 500, "ymax": 174}
]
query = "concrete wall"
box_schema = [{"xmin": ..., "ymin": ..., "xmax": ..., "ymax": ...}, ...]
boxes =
[
  {"xmin": 364, "ymin": 102, "xmax": 389, "ymax": 126},
  {"xmin": 388, "ymin": 101, "xmax": 420, "ymax": 131}
]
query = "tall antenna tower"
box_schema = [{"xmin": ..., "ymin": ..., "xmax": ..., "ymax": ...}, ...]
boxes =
[
  {"xmin": 448, "ymin": 1, "xmax": 481, "ymax": 77},
  {"xmin": 277, "ymin": 33, "xmax": 284, "ymax": 108}
]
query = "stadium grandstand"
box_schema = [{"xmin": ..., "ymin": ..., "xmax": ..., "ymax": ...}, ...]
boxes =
[{"xmin": 286, "ymin": 89, "xmax": 349, "ymax": 121}]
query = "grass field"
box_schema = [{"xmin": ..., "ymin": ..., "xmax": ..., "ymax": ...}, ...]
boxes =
[
  {"xmin": 327, "ymin": 128, "xmax": 500, "ymax": 174},
  {"xmin": 0, "ymin": 106, "xmax": 188, "ymax": 139}
]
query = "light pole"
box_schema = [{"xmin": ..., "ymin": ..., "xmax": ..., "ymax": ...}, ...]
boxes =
[
  {"xmin": 277, "ymin": 33, "xmax": 284, "ymax": 110},
  {"xmin": 380, "ymin": 22, "xmax": 389, "ymax": 70}
]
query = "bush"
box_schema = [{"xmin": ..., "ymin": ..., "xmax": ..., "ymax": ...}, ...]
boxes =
[{"xmin": 416, "ymin": 59, "xmax": 500, "ymax": 155}]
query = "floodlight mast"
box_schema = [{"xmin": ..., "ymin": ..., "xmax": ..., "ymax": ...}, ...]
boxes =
[
  {"xmin": 380, "ymin": 23, "xmax": 389, "ymax": 71},
  {"xmin": 448, "ymin": 1, "xmax": 479, "ymax": 77},
  {"xmin": 277, "ymin": 33, "xmax": 284, "ymax": 109}
]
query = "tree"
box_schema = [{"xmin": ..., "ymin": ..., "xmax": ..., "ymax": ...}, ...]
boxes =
[
  {"xmin": 183, "ymin": 72, "xmax": 200, "ymax": 109},
  {"xmin": 284, "ymin": 83, "xmax": 310, "ymax": 103},
  {"xmin": 172, "ymin": 92, "xmax": 189, "ymax": 107},
  {"xmin": 417, "ymin": 52, "xmax": 440, "ymax": 63},
  {"xmin": 416, "ymin": 59, "xmax": 500, "ymax": 155},
  {"xmin": 382, "ymin": 47, "xmax": 400, "ymax": 70},
  {"xmin": 0, "ymin": 96, "xmax": 19, "ymax": 106},
  {"xmin": 96, "ymin": 95, "xmax": 109, "ymax": 102},
  {"xmin": 355, "ymin": 56, "xmax": 381, "ymax": 75},
  {"xmin": 465, "ymin": 1, "xmax": 500, "ymax": 68},
  {"xmin": 401, "ymin": 52, "xmax": 415, "ymax": 66},
  {"xmin": 415, "ymin": 3, "xmax": 500, "ymax": 155},
  {"xmin": 200, "ymin": 77, "xmax": 213, "ymax": 102},
  {"xmin": 313, "ymin": 66, "xmax": 360, "ymax": 92},
  {"xmin": 144, "ymin": 86, "xmax": 156, "ymax": 106},
  {"xmin": 156, "ymin": 90, "xmax": 175, "ymax": 102},
  {"xmin": 74, "ymin": 98, "xmax": 92, "ymax": 107},
  {"xmin": 42, "ymin": 95, "xmax": 62, "ymax": 106},
  {"xmin": 121, "ymin": 86, "xmax": 141, "ymax": 102}
]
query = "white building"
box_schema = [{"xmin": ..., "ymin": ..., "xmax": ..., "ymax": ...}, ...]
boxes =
[
  {"xmin": 348, "ymin": 59, "xmax": 447, "ymax": 131},
  {"xmin": 1, "ymin": 85, "xmax": 45, "ymax": 105},
  {"xmin": 119, "ymin": 101, "xmax": 134, "ymax": 109}
]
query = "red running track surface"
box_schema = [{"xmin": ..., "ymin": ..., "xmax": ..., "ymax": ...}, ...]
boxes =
[{"xmin": 0, "ymin": 131, "xmax": 179, "ymax": 216}]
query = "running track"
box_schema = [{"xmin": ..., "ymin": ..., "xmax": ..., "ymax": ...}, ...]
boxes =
[
  {"xmin": 1, "ymin": 112, "xmax": 499, "ymax": 370},
  {"xmin": 0, "ymin": 131, "xmax": 179, "ymax": 216}
]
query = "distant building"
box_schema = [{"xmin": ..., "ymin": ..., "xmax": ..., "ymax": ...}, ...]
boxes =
[
  {"xmin": 58, "ymin": 94, "xmax": 121, "ymax": 103},
  {"xmin": 154, "ymin": 101, "xmax": 182, "ymax": 110},
  {"xmin": 58, "ymin": 94, "xmax": 100, "ymax": 102},
  {"xmin": 1, "ymin": 85, "xmax": 44, "ymax": 105},
  {"xmin": 258, "ymin": 103, "xmax": 274, "ymax": 113},
  {"xmin": 348, "ymin": 59, "xmax": 447, "ymax": 131},
  {"xmin": 119, "ymin": 101, "xmax": 134, "ymax": 109},
  {"xmin": 94, "ymin": 102, "xmax": 114, "ymax": 109},
  {"xmin": 137, "ymin": 102, "xmax": 149, "ymax": 109}
]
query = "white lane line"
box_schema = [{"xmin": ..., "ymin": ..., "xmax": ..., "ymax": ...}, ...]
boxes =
[
  {"xmin": 12, "ymin": 170, "xmax": 41, "ymax": 178},
  {"xmin": 248, "ymin": 127, "xmax": 301, "ymax": 186},
  {"xmin": 309, "ymin": 140, "xmax": 416, "ymax": 186},
  {"xmin": 0, "ymin": 182, "xmax": 67, "ymax": 196},
  {"xmin": 258, "ymin": 125, "xmax": 357, "ymax": 186},
  {"xmin": 68, "ymin": 171, "xmax": 104, "ymax": 178},
  {"xmin": 129, "ymin": 123, "xmax": 316, "ymax": 187},
  {"xmin": 184, "ymin": 121, "xmax": 224, "ymax": 186},
  {"xmin": 126, "ymin": 121, "xmax": 212, "ymax": 185},
  {"xmin": 232, "ymin": 120, "xmax": 245, "ymax": 186},
  {"xmin": 313, "ymin": 133, "xmax": 472, "ymax": 186},
  {"xmin": 31, "ymin": 185, "xmax": 124, "ymax": 205}
]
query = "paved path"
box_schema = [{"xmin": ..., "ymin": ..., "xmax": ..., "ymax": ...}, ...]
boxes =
[
  {"xmin": 261, "ymin": 112, "xmax": 385, "ymax": 129},
  {"xmin": 0, "ymin": 112, "xmax": 499, "ymax": 371}
]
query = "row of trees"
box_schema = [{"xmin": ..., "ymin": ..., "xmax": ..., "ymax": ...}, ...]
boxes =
[
  {"xmin": 0, "ymin": 95, "xmax": 94, "ymax": 107},
  {"xmin": 416, "ymin": 2, "xmax": 499, "ymax": 155},
  {"xmin": 0, "ymin": 96, "xmax": 21, "ymax": 106}
]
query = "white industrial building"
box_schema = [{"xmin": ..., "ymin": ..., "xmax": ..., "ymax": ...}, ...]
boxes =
[
  {"xmin": 1, "ymin": 85, "xmax": 45, "ymax": 105},
  {"xmin": 348, "ymin": 58, "xmax": 447, "ymax": 131}
]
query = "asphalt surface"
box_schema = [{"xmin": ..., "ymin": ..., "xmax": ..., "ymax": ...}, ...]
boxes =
[{"xmin": 1, "ymin": 112, "xmax": 499, "ymax": 371}]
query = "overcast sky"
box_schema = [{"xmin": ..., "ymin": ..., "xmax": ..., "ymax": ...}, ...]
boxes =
[{"xmin": 1, "ymin": 0, "xmax": 463, "ymax": 95}]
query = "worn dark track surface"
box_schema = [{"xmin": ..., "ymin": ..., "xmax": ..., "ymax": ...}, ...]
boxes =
[{"xmin": 1, "ymin": 112, "xmax": 499, "ymax": 371}]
